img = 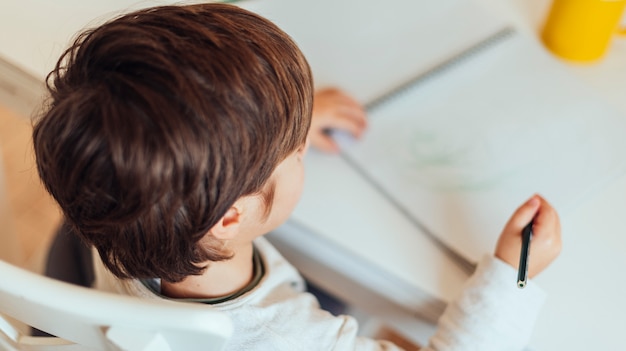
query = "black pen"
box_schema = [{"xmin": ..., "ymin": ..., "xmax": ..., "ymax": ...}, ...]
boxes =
[{"xmin": 517, "ymin": 221, "xmax": 533, "ymax": 288}]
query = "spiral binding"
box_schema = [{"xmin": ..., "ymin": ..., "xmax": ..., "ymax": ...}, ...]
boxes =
[{"xmin": 365, "ymin": 26, "xmax": 516, "ymax": 112}]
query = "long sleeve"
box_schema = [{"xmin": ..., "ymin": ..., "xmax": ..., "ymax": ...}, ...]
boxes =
[
  {"xmin": 423, "ymin": 255, "xmax": 546, "ymax": 351},
  {"xmin": 95, "ymin": 238, "xmax": 546, "ymax": 351}
]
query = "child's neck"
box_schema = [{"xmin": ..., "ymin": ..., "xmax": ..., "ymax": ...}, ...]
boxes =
[{"xmin": 160, "ymin": 242, "xmax": 255, "ymax": 299}]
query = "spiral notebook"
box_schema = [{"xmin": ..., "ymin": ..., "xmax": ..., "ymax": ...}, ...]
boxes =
[{"xmin": 241, "ymin": 0, "xmax": 626, "ymax": 270}]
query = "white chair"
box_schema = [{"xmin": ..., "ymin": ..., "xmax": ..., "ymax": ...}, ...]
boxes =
[{"xmin": 0, "ymin": 260, "xmax": 233, "ymax": 351}]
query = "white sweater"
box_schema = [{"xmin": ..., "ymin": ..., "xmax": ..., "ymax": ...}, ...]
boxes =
[{"xmin": 94, "ymin": 237, "xmax": 545, "ymax": 350}]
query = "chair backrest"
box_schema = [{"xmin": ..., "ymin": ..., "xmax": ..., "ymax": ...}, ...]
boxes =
[{"xmin": 0, "ymin": 260, "xmax": 233, "ymax": 351}]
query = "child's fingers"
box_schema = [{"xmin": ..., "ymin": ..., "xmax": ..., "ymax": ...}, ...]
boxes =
[
  {"xmin": 320, "ymin": 88, "xmax": 367, "ymax": 122},
  {"xmin": 309, "ymin": 133, "xmax": 338, "ymax": 153},
  {"xmin": 496, "ymin": 194, "xmax": 562, "ymax": 278},
  {"xmin": 310, "ymin": 88, "xmax": 367, "ymax": 153},
  {"xmin": 506, "ymin": 194, "xmax": 541, "ymax": 231},
  {"xmin": 531, "ymin": 195, "xmax": 560, "ymax": 235},
  {"xmin": 337, "ymin": 94, "xmax": 367, "ymax": 121},
  {"xmin": 527, "ymin": 196, "xmax": 562, "ymax": 272},
  {"xmin": 321, "ymin": 113, "xmax": 366, "ymax": 138}
]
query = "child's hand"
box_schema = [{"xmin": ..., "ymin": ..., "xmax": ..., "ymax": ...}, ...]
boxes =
[
  {"xmin": 495, "ymin": 194, "xmax": 561, "ymax": 279},
  {"xmin": 309, "ymin": 88, "xmax": 367, "ymax": 153}
]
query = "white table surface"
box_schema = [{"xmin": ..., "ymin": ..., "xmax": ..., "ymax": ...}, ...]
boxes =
[
  {"xmin": 500, "ymin": 2, "xmax": 626, "ymax": 350},
  {"xmin": 265, "ymin": 0, "xmax": 626, "ymax": 350},
  {"xmin": 461, "ymin": 1, "xmax": 626, "ymax": 349}
]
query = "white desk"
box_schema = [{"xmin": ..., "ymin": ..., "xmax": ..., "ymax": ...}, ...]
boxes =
[
  {"xmin": 263, "ymin": 0, "xmax": 626, "ymax": 350},
  {"xmin": 485, "ymin": 2, "xmax": 626, "ymax": 350}
]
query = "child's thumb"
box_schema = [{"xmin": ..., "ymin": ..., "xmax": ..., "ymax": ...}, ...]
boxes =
[{"xmin": 509, "ymin": 195, "xmax": 541, "ymax": 229}]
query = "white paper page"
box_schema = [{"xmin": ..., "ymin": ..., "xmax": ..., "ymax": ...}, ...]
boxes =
[{"xmin": 341, "ymin": 30, "xmax": 626, "ymax": 263}]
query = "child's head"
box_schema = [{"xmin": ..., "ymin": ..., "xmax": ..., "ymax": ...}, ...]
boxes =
[{"xmin": 33, "ymin": 4, "xmax": 313, "ymax": 282}]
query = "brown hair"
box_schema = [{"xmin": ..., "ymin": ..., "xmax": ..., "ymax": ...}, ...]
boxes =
[{"xmin": 32, "ymin": 4, "xmax": 313, "ymax": 282}]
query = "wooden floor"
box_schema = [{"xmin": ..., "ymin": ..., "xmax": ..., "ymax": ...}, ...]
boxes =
[{"xmin": 0, "ymin": 103, "xmax": 61, "ymax": 271}]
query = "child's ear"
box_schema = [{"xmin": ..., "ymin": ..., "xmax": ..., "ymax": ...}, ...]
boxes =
[{"xmin": 209, "ymin": 206, "xmax": 241, "ymax": 240}]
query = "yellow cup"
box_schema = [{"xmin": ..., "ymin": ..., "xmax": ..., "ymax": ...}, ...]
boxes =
[{"xmin": 541, "ymin": 0, "xmax": 626, "ymax": 62}]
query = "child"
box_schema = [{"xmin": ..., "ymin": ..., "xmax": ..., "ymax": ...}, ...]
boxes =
[{"xmin": 32, "ymin": 4, "xmax": 561, "ymax": 350}]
